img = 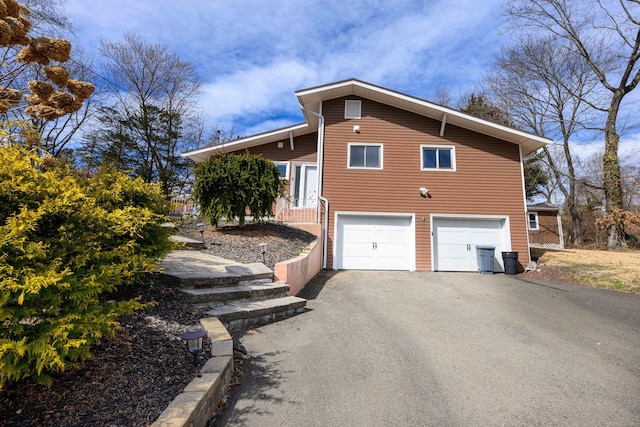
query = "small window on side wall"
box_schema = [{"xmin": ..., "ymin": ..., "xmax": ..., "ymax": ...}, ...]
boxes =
[
  {"xmin": 345, "ymin": 100, "xmax": 361, "ymax": 119},
  {"xmin": 421, "ymin": 145, "xmax": 456, "ymax": 171},
  {"xmin": 273, "ymin": 161, "xmax": 289, "ymax": 180},
  {"xmin": 528, "ymin": 212, "xmax": 539, "ymax": 230},
  {"xmin": 348, "ymin": 143, "xmax": 382, "ymax": 169}
]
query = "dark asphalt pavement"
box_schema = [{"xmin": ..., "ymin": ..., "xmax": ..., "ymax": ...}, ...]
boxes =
[{"xmin": 215, "ymin": 271, "xmax": 640, "ymax": 426}]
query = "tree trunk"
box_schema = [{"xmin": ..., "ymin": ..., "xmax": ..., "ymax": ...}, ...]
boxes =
[
  {"xmin": 543, "ymin": 144, "xmax": 581, "ymax": 246},
  {"xmin": 568, "ymin": 202, "xmax": 581, "ymax": 246},
  {"xmin": 603, "ymin": 98, "xmax": 625, "ymax": 249}
]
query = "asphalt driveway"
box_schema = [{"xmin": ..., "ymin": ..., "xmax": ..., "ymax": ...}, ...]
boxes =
[{"xmin": 215, "ymin": 271, "xmax": 640, "ymax": 426}]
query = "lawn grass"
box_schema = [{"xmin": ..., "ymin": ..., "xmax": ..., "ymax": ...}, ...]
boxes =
[{"xmin": 532, "ymin": 248, "xmax": 640, "ymax": 294}]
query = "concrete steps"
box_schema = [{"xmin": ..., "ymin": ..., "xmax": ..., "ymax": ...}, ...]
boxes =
[
  {"xmin": 182, "ymin": 282, "xmax": 291, "ymax": 306},
  {"xmin": 160, "ymin": 249, "xmax": 307, "ymax": 331},
  {"xmin": 168, "ymin": 234, "xmax": 205, "ymax": 250},
  {"xmin": 204, "ymin": 296, "xmax": 307, "ymax": 331}
]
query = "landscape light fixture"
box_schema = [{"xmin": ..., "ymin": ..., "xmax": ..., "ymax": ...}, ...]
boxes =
[
  {"xmin": 196, "ymin": 222, "xmax": 205, "ymax": 244},
  {"xmin": 181, "ymin": 327, "xmax": 208, "ymax": 369},
  {"xmin": 258, "ymin": 242, "xmax": 267, "ymax": 264}
]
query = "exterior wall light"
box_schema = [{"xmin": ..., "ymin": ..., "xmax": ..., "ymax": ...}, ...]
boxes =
[
  {"xmin": 419, "ymin": 188, "xmax": 430, "ymax": 197},
  {"xmin": 258, "ymin": 242, "xmax": 267, "ymax": 264},
  {"xmin": 181, "ymin": 327, "xmax": 208, "ymax": 369}
]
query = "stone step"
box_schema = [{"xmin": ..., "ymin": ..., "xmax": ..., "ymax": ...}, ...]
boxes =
[
  {"xmin": 180, "ymin": 282, "xmax": 291, "ymax": 306},
  {"xmin": 169, "ymin": 234, "xmax": 205, "ymax": 249},
  {"xmin": 205, "ymin": 296, "xmax": 307, "ymax": 331},
  {"xmin": 163, "ymin": 262, "xmax": 274, "ymax": 289}
]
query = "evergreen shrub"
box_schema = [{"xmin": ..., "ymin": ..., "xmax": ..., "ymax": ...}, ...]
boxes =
[{"xmin": 0, "ymin": 144, "xmax": 173, "ymax": 388}]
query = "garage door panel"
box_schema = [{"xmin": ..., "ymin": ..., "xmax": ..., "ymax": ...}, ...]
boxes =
[
  {"xmin": 343, "ymin": 225, "xmax": 375, "ymax": 243},
  {"xmin": 337, "ymin": 214, "xmax": 414, "ymax": 270},
  {"xmin": 375, "ymin": 241, "xmax": 411, "ymax": 270},
  {"xmin": 340, "ymin": 252, "xmax": 375, "ymax": 270},
  {"xmin": 434, "ymin": 248, "xmax": 468, "ymax": 271},
  {"xmin": 376, "ymin": 228, "xmax": 409, "ymax": 244},
  {"xmin": 433, "ymin": 218, "xmax": 507, "ymax": 272}
]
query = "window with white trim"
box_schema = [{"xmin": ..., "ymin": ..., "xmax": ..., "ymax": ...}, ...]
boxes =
[
  {"xmin": 421, "ymin": 145, "xmax": 456, "ymax": 171},
  {"xmin": 527, "ymin": 212, "xmax": 539, "ymax": 230},
  {"xmin": 345, "ymin": 100, "xmax": 361, "ymax": 119},
  {"xmin": 348, "ymin": 143, "xmax": 382, "ymax": 169},
  {"xmin": 273, "ymin": 161, "xmax": 289, "ymax": 180}
]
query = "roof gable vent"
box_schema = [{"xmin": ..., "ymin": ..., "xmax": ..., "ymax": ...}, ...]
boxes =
[{"xmin": 344, "ymin": 100, "xmax": 361, "ymax": 119}]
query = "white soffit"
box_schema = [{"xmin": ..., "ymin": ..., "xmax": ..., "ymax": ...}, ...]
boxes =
[{"xmin": 182, "ymin": 123, "xmax": 311, "ymax": 162}]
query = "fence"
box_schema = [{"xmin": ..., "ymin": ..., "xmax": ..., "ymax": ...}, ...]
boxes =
[
  {"xmin": 170, "ymin": 197, "xmax": 319, "ymax": 223},
  {"xmin": 169, "ymin": 197, "xmax": 198, "ymax": 217}
]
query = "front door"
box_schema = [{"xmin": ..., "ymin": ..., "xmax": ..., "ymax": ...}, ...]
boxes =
[{"xmin": 292, "ymin": 163, "xmax": 317, "ymax": 208}]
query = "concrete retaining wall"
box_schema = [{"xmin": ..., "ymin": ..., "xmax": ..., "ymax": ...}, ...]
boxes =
[{"xmin": 274, "ymin": 238, "xmax": 322, "ymax": 296}]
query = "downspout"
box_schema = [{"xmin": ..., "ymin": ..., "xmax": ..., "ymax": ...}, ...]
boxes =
[
  {"xmin": 519, "ymin": 145, "xmax": 532, "ymax": 256},
  {"xmin": 299, "ymin": 103, "xmax": 329, "ymax": 269}
]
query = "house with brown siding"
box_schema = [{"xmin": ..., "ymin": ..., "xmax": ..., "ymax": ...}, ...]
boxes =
[
  {"xmin": 183, "ymin": 79, "xmax": 552, "ymax": 273},
  {"xmin": 527, "ymin": 203, "xmax": 564, "ymax": 249}
]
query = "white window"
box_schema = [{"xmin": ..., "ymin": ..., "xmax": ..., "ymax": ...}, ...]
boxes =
[
  {"xmin": 273, "ymin": 161, "xmax": 289, "ymax": 180},
  {"xmin": 527, "ymin": 212, "xmax": 539, "ymax": 230},
  {"xmin": 348, "ymin": 143, "xmax": 382, "ymax": 169},
  {"xmin": 421, "ymin": 145, "xmax": 456, "ymax": 171},
  {"xmin": 345, "ymin": 100, "xmax": 361, "ymax": 119}
]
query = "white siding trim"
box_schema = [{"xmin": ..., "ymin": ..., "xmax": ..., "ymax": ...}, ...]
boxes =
[{"xmin": 519, "ymin": 146, "xmax": 532, "ymax": 251}]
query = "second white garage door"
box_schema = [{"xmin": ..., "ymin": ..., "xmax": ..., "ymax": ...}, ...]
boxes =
[
  {"xmin": 432, "ymin": 216, "xmax": 509, "ymax": 272},
  {"xmin": 335, "ymin": 214, "xmax": 415, "ymax": 270}
]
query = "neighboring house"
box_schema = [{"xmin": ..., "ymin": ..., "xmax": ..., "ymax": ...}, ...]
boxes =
[
  {"xmin": 183, "ymin": 79, "xmax": 552, "ymax": 273},
  {"xmin": 527, "ymin": 203, "xmax": 564, "ymax": 249}
]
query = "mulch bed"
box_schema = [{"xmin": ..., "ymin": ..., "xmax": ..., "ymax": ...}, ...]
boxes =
[
  {"xmin": 178, "ymin": 219, "xmax": 316, "ymax": 268},
  {"xmin": 0, "ymin": 221, "xmax": 316, "ymax": 426}
]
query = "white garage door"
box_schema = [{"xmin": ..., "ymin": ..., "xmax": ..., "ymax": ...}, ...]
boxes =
[
  {"xmin": 335, "ymin": 214, "xmax": 414, "ymax": 270},
  {"xmin": 433, "ymin": 217, "xmax": 508, "ymax": 272}
]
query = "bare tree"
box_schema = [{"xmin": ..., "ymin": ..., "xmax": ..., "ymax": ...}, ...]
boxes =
[
  {"xmin": 83, "ymin": 33, "xmax": 202, "ymax": 196},
  {"xmin": 486, "ymin": 36, "xmax": 602, "ymax": 245},
  {"xmin": 505, "ymin": 0, "xmax": 640, "ymax": 248}
]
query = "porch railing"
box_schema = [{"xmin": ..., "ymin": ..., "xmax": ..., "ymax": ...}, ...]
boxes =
[
  {"xmin": 275, "ymin": 197, "xmax": 318, "ymax": 223},
  {"xmin": 169, "ymin": 197, "xmax": 199, "ymax": 217}
]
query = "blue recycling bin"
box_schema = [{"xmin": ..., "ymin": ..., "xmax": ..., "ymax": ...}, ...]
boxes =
[{"xmin": 476, "ymin": 246, "xmax": 495, "ymax": 274}]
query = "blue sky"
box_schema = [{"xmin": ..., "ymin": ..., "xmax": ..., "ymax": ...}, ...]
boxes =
[
  {"xmin": 64, "ymin": 0, "xmax": 506, "ymax": 134},
  {"xmin": 63, "ymin": 0, "xmax": 638, "ymax": 161}
]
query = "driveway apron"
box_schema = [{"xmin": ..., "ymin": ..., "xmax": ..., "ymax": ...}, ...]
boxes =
[{"xmin": 215, "ymin": 270, "xmax": 640, "ymax": 426}]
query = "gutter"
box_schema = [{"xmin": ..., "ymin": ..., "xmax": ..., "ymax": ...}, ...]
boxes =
[{"xmin": 298, "ymin": 103, "xmax": 328, "ymax": 268}]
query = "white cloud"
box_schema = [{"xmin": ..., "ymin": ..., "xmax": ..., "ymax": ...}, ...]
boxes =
[
  {"xmin": 199, "ymin": 59, "xmax": 317, "ymax": 118},
  {"xmin": 64, "ymin": 0, "xmax": 507, "ymax": 134}
]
